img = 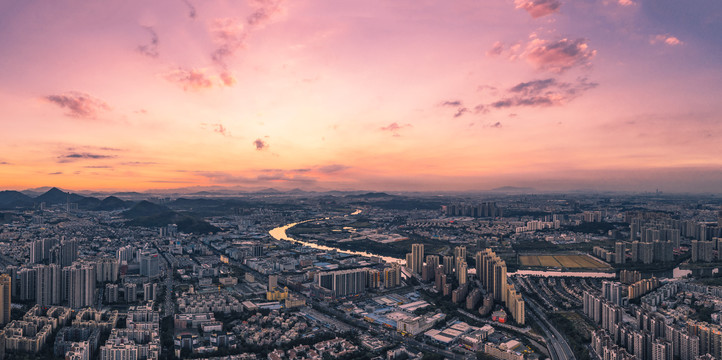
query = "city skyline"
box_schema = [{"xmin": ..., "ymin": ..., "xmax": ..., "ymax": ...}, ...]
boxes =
[{"xmin": 1, "ymin": 0, "xmax": 721, "ymax": 192}]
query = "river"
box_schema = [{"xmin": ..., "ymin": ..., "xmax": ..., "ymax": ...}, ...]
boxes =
[
  {"xmin": 268, "ymin": 210, "xmax": 405, "ymax": 265},
  {"xmin": 269, "ymin": 211, "xmax": 692, "ymax": 279}
]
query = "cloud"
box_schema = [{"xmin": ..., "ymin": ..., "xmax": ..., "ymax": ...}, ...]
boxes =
[
  {"xmin": 48, "ymin": 172, "xmax": 63, "ymax": 175},
  {"xmin": 618, "ymin": 0, "xmax": 634, "ymax": 6},
  {"xmin": 210, "ymin": 18, "xmax": 247, "ymax": 69},
  {"xmin": 137, "ymin": 26, "xmax": 159, "ymax": 58},
  {"xmin": 439, "ymin": 100, "xmax": 471, "ymax": 118},
  {"xmin": 489, "ymin": 77, "xmax": 598, "ymax": 108},
  {"xmin": 196, "ymin": 170, "xmax": 316, "ymax": 185},
  {"xmin": 210, "ymin": 1, "xmax": 286, "ymax": 71},
  {"xmin": 474, "ymin": 104, "xmax": 489, "ymax": 114},
  {"xmin": 44, "ymin": 91, "xmax": 111, "ymax": 119},
  {"xmin": 489, "ymin": 122, "xmax": 503, "ymax": 128},
  {"xmin": 180, "ymin": 0, "xmax": 197, "ymax": 19},
  {"xmin": 515, "ymin": 0, "xmax": 561, "ymax": 18},
  {"xmin": 441, "ymin": 100, "xmax": 462, "ymax": 107},
  {"xmin": 0, "ymin": 161, "xmax": 10, "ymax": 165},
  {"xmin": 164, "ymin": 68, "xmax": 215, "ymax": 91},
  {"xmin": 317, "ymin": 164, "xmax": 350, "ymax": 174},
  {"xmin": 525, "ymin": 38, "xmax": 596, "ymax": 73},
  {"xmin": 213, "ymin": 124, "xmax": 229, "ymax": 136},
  {"xmin": 57, "ymin": 152, "xmax": 117, "ymax": 163},
  {"xmin": 121, "ymin": 161, "xmax": 158, "ymax": 166},
  {"xmin": 487, "ymin": 41, "xmax": 505, "ymax": 57},
  {"xmin": 380, "ymin": 122, "xmax": 411, "ymax": 137},
  {"xmin": 253, "ymin": 138, "xmax": 268, "ymax": 150},
  {"xmin": 247, "ymin": 0, "xmax": 287, "ymax": 27},
  {"xmin": 84, "ymin": 165, "xmax": 112, "ymax": 169},
  {"xmin": 454, "ymin": 108, "xmax": 469, "ymax": 118},
  {"xmin": 651, "ymin": 34, "xmax": 683, "ymax": 46},
  {"xmin": 219, "ymin": 71, "xmax": 236, "ymax": 86}
]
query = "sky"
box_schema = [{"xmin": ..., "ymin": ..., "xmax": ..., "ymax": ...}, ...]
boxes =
[{"xmin": 0, "ymin": 0, "xmax": 721, "ymax": 193}]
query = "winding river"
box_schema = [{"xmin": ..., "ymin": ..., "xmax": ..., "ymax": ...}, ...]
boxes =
[{"xmin": 268, "ymin": 210, "xmax": 405, "ymax": 265}]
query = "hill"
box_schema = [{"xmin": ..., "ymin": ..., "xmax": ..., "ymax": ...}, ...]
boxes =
[
  {"xmin": 123, "ymin": 201, "xmax": 219, "ymax": 234},
  {"xmin": 35, "ymin": 187, "xmax": 86, "ymax": 204},
  {"xmin": 95, "ymin": 196, "xmax": 130, "ymax": 211},
  {"xmin": 0, "ymin": 190, "xmax": 34, "ymax": 209}
]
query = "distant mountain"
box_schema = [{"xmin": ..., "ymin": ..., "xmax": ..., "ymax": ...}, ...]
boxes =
[
  {"xmin": 95, "ymin": 196, "xmax": 130, "ymax": 211},
  {"xmin": 286, "ymin": 188, "xmax": 308, "ymax": 195},
  {"xmin": 257, "ymin": 188, "xmax": 281, "ymax": 194},
  {"xmin": 0, "ymin": 190, "xmax": 34, "ymax": 209},
  {"xmin": 20, "ymin": 187, "xmax": 55, "ymax": 197},
  {"xmin": 123, "ymin": 200, "xmax": 219, "ymax": 234},
  {"xmin": 35, "ymin": 187, "xmax": 86, "ymax": 204},
  {"xmin": 345, "ymin": 192, "xmax": 394, "ymax": 199},
  {"xmin": 77, "ymin": 196, "xmax": 101, "ymax": 210},
  {"xmin": 122, "ymin": 200, "xmax": 171, "ymax": 218},
  {"xmin": 491, "ymin": 186, "xmax": 535, "ymax": 192}
]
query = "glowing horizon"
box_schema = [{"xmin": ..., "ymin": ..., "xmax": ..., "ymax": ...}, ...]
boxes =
[{"xmin": 1, "ymin": 0, "xmax": 721, "ymax": 193}]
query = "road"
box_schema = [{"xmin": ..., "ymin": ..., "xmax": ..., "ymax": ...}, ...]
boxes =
[{"xmin": 524, "ymin": 297, "xmax": 576, "ymax": 360}]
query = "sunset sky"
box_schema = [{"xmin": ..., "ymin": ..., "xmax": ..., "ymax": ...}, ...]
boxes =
[{"xmin": 1, "ymin": 0, "xmax": 721, "ymax": 192}]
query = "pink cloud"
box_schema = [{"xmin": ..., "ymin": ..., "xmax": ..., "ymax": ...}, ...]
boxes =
[
  {"xmin": 44, "ymin": 91, "xmax": 111, "ymax": 119},
  {"xmin": 163, "ymin": 68, "xmax": 235, "ymax": 91},
  {"xmin": 380, "ymin": 122, "xmax": 412, "ymax": 137},
  {"xmin": 526, "ymin": 38, "xmax": 596, "ymax": 73},
  {"xmin": 253, "ymin": 138, "xmax": 268, "ymax": 150},
  {"xmin": 487, "ymin": 41, "xmax": 505, "ymax": 57},
  {"xmin": 514, "ymin": 0, "xmax": 561, "ymax": 18},
  {"xmin": 651, "ymin": 35, "xmax": 683, "ymax": 46}
]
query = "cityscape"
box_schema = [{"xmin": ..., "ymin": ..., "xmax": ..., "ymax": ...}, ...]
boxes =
[
  {"xmin": 1, "ymin": 0, "xmax": 721, "ymax": 360},
  {"xmin": 0, "ymin": 190, "xmax": 720, "ymax": 360}
]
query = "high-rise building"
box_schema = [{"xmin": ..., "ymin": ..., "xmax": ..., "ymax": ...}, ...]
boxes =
[
  {"xmin": 0, "ymin": 274, "xmax": 11, "ymax": 325},
  {"xmin": 251, "ymin": 244, "xmax": 264, "ymax": 257},
  {"xmin": 383, "ymin": 263, "xmax": 401, "ymax": 288},
  {"xmin": 367, "ymin": 269, "xmax": 380, "ymax": 288},
  {"xmin": 96, "ymin": 258, "xmax": 119, "ymax": 283},
  {"xmin": 458, "ymin": 261, "xmax": 467, "ymax": 286},
  {"xmin": 475, "ymin": 251, "xmax": 484, "ymax": 281},
  {"xmin": 19, "ymin": 267, "xmax": 37, "ymax": 301},
  {"xmin": 63, "ymin": 239, "xmax": 78, "ymax": 267},
  {"xmin": 35, "ymin": 264, "xmax": 62, "ymax": 306},
  {"xmin": 411, "ymin": 244, "xmax": 424, "ymax": 274},
  {"xmin": 442, "ymin": 255, "xmax": 454, "ymax": 275},
  {"xmin": 316, "ymin": 268, "xmax": 368, "ymax": 298},
  {"xmin": 140, "ymin": 251, "xmax": 160, "ymax": 278},
  {"xmin": 62, "ymin": 263, "xmax": 96, "ymax": 308},
  {"xmin": 143, "ymin": 283, "xmax": 157, "ymax": 302},
  {"xmin": 615, "ymin": 242, "xmax": 626, "ymax": 264},
  {"xmin": 117, "ymin": 245, "xmax": 134, "ymax": 264},
  {"xmin": 268, "ymin": 275, "xmax": 278, "ymax": 290},
  {"xmin": 425, "ymin": 255, "xmax": 439, "ymax": 271},
  {"xmin": 106, "ymin": 284, "xmax": 119, "ymax": 304},
  {"xmin": 454, "ymin": 246, "xmax": 466, "ymax": 272},
  {"xmin": 478, "ymin": 248, "xmax": 522, "ymax": 324},
  {"xmin": 125, "ymin": 283, "xmax": 137, "ymax": 303}
]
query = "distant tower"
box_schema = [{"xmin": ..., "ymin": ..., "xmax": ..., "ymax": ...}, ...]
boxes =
[{"xmin": 0, "ymin": 274, "xmax": 11, "ymax": 325}]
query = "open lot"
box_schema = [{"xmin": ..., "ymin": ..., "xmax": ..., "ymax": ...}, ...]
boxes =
[{"xmin": 519, "ymin": 254, "xmax": 610, "ymax": 269}]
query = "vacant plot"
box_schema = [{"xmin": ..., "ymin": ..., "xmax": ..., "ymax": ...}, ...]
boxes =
[
  {"xmin": 537, "ymin": 256, "xmax": 562, "ymax": 267},
  {"xmin": 520, "ymin": 254, "xmax": 610, "ymax": 269},
  {"xmin": 519, "ymin": 255, "xmax": 541, "ymax": 266}
]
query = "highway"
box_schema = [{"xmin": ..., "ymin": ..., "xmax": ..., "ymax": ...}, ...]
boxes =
[{"xmin": 524, "ymin": 297, "xmax": 576, "ymax": 360}]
